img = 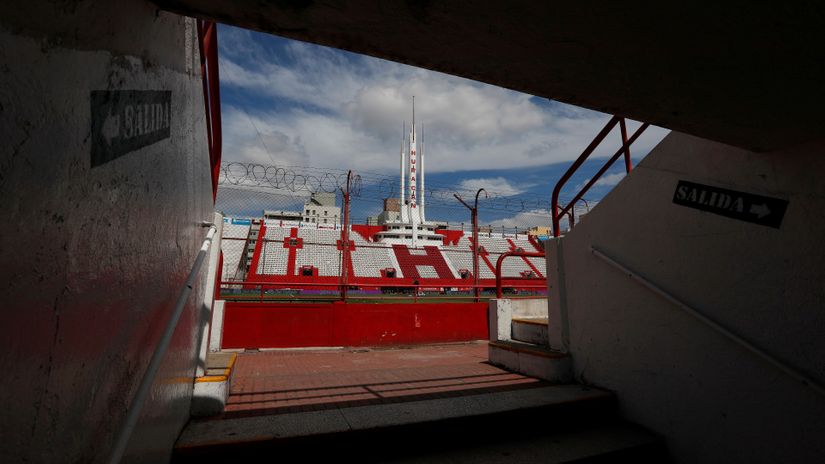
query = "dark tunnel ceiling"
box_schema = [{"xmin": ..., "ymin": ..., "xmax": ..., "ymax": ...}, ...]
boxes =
[{"xmin": 155, "ymin": 0, "xmax": 825, "ymax": 152}]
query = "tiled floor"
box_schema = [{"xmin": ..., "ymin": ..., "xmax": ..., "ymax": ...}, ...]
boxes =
[{"xmin": 223, "ymin": 341, "xmax": 546, "ymax": 417}]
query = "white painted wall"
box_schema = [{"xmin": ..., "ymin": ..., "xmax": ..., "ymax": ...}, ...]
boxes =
[
  {"xmin": 489, "ymin": 298, "xmax": 549, "ymax": 343},
  {"xmin": 547, "ymin": 132, "xmax": 825, "ymax": 462},
  {"xmin": 0, "ymin": 2, "xmax": 212, "ymax": 462}
]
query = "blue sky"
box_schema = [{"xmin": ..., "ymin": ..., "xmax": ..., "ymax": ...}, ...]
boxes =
[{"xmin": 216, "ymin": 24, "xmax": 670, "ymax": 227}]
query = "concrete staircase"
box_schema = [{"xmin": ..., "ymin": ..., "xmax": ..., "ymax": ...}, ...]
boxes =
[
  {"xmin": 173, "ymin": 301, "xmax": 668, "ymax": 462},
  {"xmin": 488, "ymin": 301, "xmax": 572, "ymax": 383},
  {"xmin": 173, "ymin": 384, "xmax": 665, "ymax": 462},
  {"xmin": 512, "ymin": 317, "xmax": 549, "ymax": 345}
]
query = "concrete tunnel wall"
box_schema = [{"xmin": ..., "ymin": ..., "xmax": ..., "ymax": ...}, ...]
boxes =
[
  {"xmin": 546, "ymin": 132, "xmax": 825, "ymax": 462},
  {"xmin": 0, "ymin": 1, "xmax": 213, "ymax": 462}
]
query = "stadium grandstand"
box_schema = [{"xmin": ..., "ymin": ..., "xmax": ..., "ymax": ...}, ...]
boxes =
[
  {"xmin": 224, "ymin": 219, "xmax": 545, "ymax": 289},
  {"xmin": 218, "ymin": 110, "xmax": 549, "ymax": 299}
]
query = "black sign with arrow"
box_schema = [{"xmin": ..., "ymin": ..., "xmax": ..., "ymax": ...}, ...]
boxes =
[
  {"xmin": 672, "ymin": 180, "xmax": 788, "ymax": 228},
  {"xmin": 90, "ymin": 90, "xmax": 171, "ymax": 167}
]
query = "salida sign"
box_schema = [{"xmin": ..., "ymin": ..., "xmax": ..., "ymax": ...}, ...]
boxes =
[
  {"xmin": 90, "ymin": 90, "xmax": 171, "ymax": 167},
  {"xmin": 672, "ymin": 180, "xmax": 788, "ymax": 228}
]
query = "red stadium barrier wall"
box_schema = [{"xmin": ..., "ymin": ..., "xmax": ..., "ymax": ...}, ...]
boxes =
[{"xmin": 221, "ymin": 301, "xmax": 489, "ymax": 349}]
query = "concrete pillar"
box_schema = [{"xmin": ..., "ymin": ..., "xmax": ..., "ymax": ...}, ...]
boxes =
[
  {"xmin": 545, "ymin": 237, "xmax": 569, "ymax": 352},
  {"xmin": 488, "ymin": 299, "xmax": 512, "ymax": 342},
  {"xmin": 208, "ymin": 300, "xmax": 226, "ymax": 352}
]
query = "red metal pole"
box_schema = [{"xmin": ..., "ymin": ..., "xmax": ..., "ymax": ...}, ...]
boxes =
[
  {"xmin": 619, "ymin": 117, "xmax": 632, "ymax": 173},
  {"xmin": 340, "ymin": 171, "xmax": 352, "ymax": 302},
  {"xmin": 551, "ymin": 116, "xmax": 620, "ymax": 237},
  {"xmin": 472, "ymin": 208, "xmax": 479, "ymax": 302},
  {"xmin": 495, "ymin": 251, "xmax": 546, "ymax": 298},
  {"xmin": 454, "ymin": 189, "xmax": 487, "ymax": 303},
  {"xmin": 214, "ymin": 250, "xmax": 224, "ymax": 301},
  {"xmin": 556, "ymin": 122, "xmax": 650, "ymax": 220}
]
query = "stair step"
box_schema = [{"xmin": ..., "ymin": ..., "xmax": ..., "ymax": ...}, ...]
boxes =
[
  {"xmin": 512, "ymin": 317, "xmax": 549, "ymax": 345},
  {"xmin": 375, "ymin": 423, "xmax": 665, "ymax": 463},
  {"xmin": 174, "ymin": 385, "xmax": 665, "ymax": 462},
  {"xmin": 174, "ymin": 384, "xmax": 614, "ymax": 460},
  {"xmin": 488, "ymin": 340, "xmax": 572, "ymax": 383},
  {"xmin": 191, "ymin": 352, "xmax": 238, "ymax": 417}
]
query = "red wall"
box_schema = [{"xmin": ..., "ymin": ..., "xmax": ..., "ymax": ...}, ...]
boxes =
[{"xmin": 222, "ymin": 301, "xmax": 489, "ymax": 348}]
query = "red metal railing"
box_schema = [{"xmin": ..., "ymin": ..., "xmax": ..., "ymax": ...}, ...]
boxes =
[
  {"xmin": 494, "ymin": 251, "xmax": 546, "ymax": 298},
  {"xmin": 551, "ymin": 116, "xmax": 649, "ymax": 237},
  {"xmin": 219, "ymin": 279, "xmax": 546, "ymax": 303}
]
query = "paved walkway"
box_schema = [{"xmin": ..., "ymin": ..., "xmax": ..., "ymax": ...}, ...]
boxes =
[{"xmin": 224, "ymin": 341, "xmax": 546, "ymax": 417}]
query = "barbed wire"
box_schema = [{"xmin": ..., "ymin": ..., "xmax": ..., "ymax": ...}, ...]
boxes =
[
  {"xmin": 218, "ymin": 162, "xmax": 590, "ymax": 215},
  {"xmin": 220, "ymin": 162, "xmax": 363, "ymax": 196}
]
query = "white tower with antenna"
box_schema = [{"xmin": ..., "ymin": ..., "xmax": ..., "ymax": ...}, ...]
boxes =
[{"xmin": 376, "ymin": 98, "xmax": 442, "ymax": 248}]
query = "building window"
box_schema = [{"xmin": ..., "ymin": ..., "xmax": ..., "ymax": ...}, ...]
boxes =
[
  {"xmin": 323, "ymin": 219, "xmax": 327, "ymax": 224},
  {"xmin": 306, "ymin": 209, "xmax": 309, "ymax": 215},
  {"xmin": 324, "ymin": 211, "xmax": 328, "ymax": 215}
]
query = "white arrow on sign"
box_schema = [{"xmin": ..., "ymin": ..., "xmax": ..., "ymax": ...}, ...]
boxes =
[
  {"xmin": 750, "ymin": 203, "xmax": 771, "ymax": 219},
  {"xmin": 101, "ymin": 112, "xmax": 120, "ymax": 147}
]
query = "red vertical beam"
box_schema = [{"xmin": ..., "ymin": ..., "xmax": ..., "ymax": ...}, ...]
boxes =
[
  {"xmin": 471, "ymin": 208, "xmax": 479, "ymax": 302},
  {"xmin": 619, "ymin": 117, "xmax": 632, "ymax": 173},
  {"xmin": 340, "ymin": 173, "xmax": 352, "ymax": 302},
  {"xmin": 197, "ymin": 20, "xmax": 222, "ymax": 202},
  {"xmin": 214, "ymin": 250, "xmax": 224, "ymax": 301}
]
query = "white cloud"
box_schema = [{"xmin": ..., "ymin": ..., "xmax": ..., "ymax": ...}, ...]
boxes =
[
  {"xmin": 487, "ymin": 198, "xmax": 599, "ymax": 231},
  {"xmin": 488, "ymin": 209, "xmax": 551, "ymax": 229},
  {"xmin": 218, "ymin": 25, "xmax": 670, "ymax": 174},
  {"xmin": 574, "ymin": 172, "xmax": 627, "ymax": 191},
  {"xmin": 458, "ymin": 177, "xmax": 526, "ymax": 196}
]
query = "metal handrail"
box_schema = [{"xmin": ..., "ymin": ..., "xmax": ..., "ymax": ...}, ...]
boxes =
[
  {"xmin": 495, "ymin": 251, "xmax": 546, "ymax": 298},
  {"xmin": 108, "ymin": 225, "xmax": 217, "ymax": 463},
  {"xmin": 551, "ymin": 116, "xmax": 649, "ymax": 237},
  {"xmin": 592, "ymin": 246, "xmax": 825, "ymax": 398}
]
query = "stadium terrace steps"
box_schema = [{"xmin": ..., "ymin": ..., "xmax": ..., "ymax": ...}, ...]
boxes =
[
  {"xmin": 392, "ymin": 244, "xmax": 456, "ymax": 280},
  {"xmin": 295, "ymin": 242, "xmax": 340, "ymax": 276},
  {"xmin": 526, "ymin": 256, "xmax": 546, "ymax": 277},
  {"xmin": 259, "ymin": 242, "xmax": 290, "ymax": 275},
  {"xmin": 441, "ymin": 249, "xmax": 475, "ymax": 278},
  {"xmin": 351, "ymin": 245, "xmax": 396, "ymax": 277},
  {"xmin": 236, "ymin": 223, "xmax": 547, "ymax": 281},
  {"xmin": 221, "ymin": 223, "xmax": 251, "ymax": 280}
]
